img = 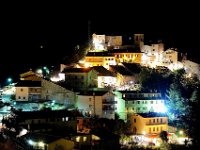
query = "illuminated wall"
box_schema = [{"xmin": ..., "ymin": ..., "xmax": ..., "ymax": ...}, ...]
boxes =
[
  {"xmin": 113, "ymin": 91, "xmax": 126, "ymax": 121},
  {"xmin": 106, "ymin": 36, "xmax": 122, "ymax": 47},
  {"xmin": 92, "ymin": 34, "xmax": 106, "ymax": 50},
  {"xmin": 41, "ymin": 79, "xmax": 75, "ymax": 105},
  {"xmin": 113, "ymin": 52, "xmax": 143, "ymax": 64},
  {"xmin": 129, "ymin": 114, "xmax": 168, "ymax": 135},
  {"xmin": 97, "ymin": 76, "xmax": 117, "ymax": 88},
  {"xmin": 84, "ymin": 56, "xmax": 116, "ymax": 69},
  {"xmin": 15, "ymin": 87, "xmax": 41, "ymax": 101},
  {"xmin": 162, "ymin": 49, "xmax": 178, "ymax": 67},
  {"xmin": 76, "ymin": 92, "xmax": 116, "ymax": 119}
]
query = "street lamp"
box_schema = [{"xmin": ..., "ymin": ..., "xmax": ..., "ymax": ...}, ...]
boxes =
[{"xmin": 7, "ymin": 77, "xmax": 12, "ymax": 85}]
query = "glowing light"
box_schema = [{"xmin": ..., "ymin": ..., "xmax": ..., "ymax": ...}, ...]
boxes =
[
  {"xmin": 155, "ymin": 103, "xmax": 167, "ymax": 113},
  {"xmin": 28, "ymin": 140, "xmax": 34, "ymax": 145},
  {"xmin": 18, "ymin": 129, "xmax": 27, "ymax": 137},
  {"xmin": 142, "ymin": 131, "xmax": 146, "ymax": 135},
  {"xmin": 36, "ymin": 69, "xmax": 43, "ymax": 74},
  {"xmin": 38, "ymin": 141, "xmax": 44, "ymax": 147},
  {"xmin": 179, "ymin": 130, "xmax": 183, "ymax": 135}
]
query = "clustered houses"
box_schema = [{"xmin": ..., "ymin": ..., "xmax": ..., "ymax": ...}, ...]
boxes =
[{"xmin": 10, "ymin": 33, "xmax": 200, "ymax": 148}]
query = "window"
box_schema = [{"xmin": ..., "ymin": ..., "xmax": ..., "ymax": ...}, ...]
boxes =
[
  {"xmin": 157, "ymin": 127, "xmax": 159, "ymax": 131},
  {"xmin": 18, "ymin": 96, "xmax": 21, "ymax": 99},
  {"xmin": 23, "ymin": 97, "xmax": 25, "ymax": 99},
  {"xmin": 21, "ymin": 88, "xmax": 23, "ymax": 92},
  {"xmin": 89, "ymin": 98, "xmax": 92, "ymax": 101},
  {"xmin": 153, "ymin": 119, "xmax": 155, "ymax": 123},
  {"xmin": 160, "ymin": 118, "xmax": 163, "ymax": 123},
  {"xmin": 89, "ymin": 105, "xmax": 92, "ymax": 108},
  {"xmin": 157, "ymin": 119, "xmax": 159, "ymax": 123},
  {"xmin": 137, "ymin": 101, "xmax": 140, "ymax": 104},
  {"xmin": 134, "ymin": 119, "xmax": 136, "ymax": 123},
  {"xmin": 153, "ymin": 127, "xmax": 155, "ymax": 132},
  {"xmin": 149, "ymin": 127, "xmax": 151, "ymax": 133}
]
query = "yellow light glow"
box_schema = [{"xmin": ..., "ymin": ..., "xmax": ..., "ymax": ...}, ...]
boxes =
[{"xmin": 38, "ymin": 141, "xmax": 44, "ymax": 147}]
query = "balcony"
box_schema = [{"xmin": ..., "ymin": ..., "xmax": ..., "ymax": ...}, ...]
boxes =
[{"xmin": 146, "ymin": 122, "xmax": 167, "ymax": 125}]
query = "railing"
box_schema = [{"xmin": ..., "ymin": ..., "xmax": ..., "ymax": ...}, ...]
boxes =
[{"xmin": 146, "ymin": 122, "xmax": 167, "ymax": 125}]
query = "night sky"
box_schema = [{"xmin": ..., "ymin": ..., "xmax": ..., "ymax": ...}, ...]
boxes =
[{"xmin": 0, "ymin": 2, "xmax": 200, "ymax": 84}]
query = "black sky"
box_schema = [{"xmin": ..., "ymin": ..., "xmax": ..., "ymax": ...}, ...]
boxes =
[{"xmin": 0, "ymin": 2, "xmax": 200, "ymax": 83}]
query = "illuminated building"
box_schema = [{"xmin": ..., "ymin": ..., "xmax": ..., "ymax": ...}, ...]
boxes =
[
  {"xmin": 134, "ymin": 34, "xmax": 144, "ymax": 49},
  {"xmin": 162, "ymin": 48, "xmax": 178, "ymax": 68},
  {"xmin": 141, "ymin": 42, "xmax": 164, "ymax": 67},
  {"xmin": 92, "ymin": 33, "xmax": 122, "ymax": 51},
  {"xmin": 182, "ymin": 59, "xmax": 200, "ymax": 79},
  {"xmin": 110, "ymin": 49, "xmax": 143, "ymax": 64},
  {"xmin": 114, "ymin": 90, "xmax": 167, "ymax": 122},
  {"xmin": 92, "ymin": 66, "xmax": 116, "ymax": 88},
  {"xmin": 20, "ymin": 70, "xmax": 41, "ymax": 81},
  {"xmin": 129, "ymin": 112, "xmax": 168, "ymax": 135},
  {"xmin": 41, "ymin": 79, "xmax": 75, "ymax": 106},
  {"xmin": 121, "ymin": 90, "xmax": 167, "ymax": 114},
  {"xmin": 15, "ymin": 80, "xmax": 41, "ymax": 101},
  {"xmin": 84, "ymin": 52, "xmax": 116, "ymax": 69},
  {"xmin": 76, "ymin": 91, "xmax": 116, "ymax": 119},
  {"xmin": 62, "ymin": 67, "xmax": 98, "ymax": 90},
  {"xmin": 109, "ymin": 65, "xmax": 135, "ymax": 89}
]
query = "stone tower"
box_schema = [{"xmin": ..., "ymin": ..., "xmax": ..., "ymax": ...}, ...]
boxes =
[{"xmin": 134, "ymin": 34, "xmax": 144, "ymax": 49}]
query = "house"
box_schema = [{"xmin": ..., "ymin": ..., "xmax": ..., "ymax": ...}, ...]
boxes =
[
  {"xmin": 182, "ymin": 59, "xmax": 200, "ymax": 79},
  {"xmin": 20, "ymin": 70, "xmax": 41, "ymax": 81},
  {"xmin": 110, "ymin": 48, "xmax": 143, "ymax": 64},
  {"xmin": 84, "ymin": 52, "xmax": 116, "ymax": 69},
  {"xmin": 15, "ymin": 80, "xmax": 41, "ymax": 101},
  {"xmin": 141, "ymin": 41, "xmax": 164, "ymax": 67},
  {"xmin": 92, "ymin": 33, "xmax": 122, "ymax": 50},
  {"xmin": 92, "ymin": 66, "xmax": 116, "ymax": 88},
  {"xmin": 129, "ymin": 112, "xmax": 168, "ymax": 135},
  {"xmin": 109, "ymin": 65, "xmax": 135, "ymax": 90},
  {"xmin": 10, "ymin": 109, "xmax": 77, "ymax": 133},
  {"xmin": 76, "ymin": 91, "xmax": 116, "ymax": 119},
  {"xmin": 62, "ymin": 67, "xmax": 98, "ymax": 90},
  {"xmin": 41, "ymin": 79, "xmax": 76, "ymax": 106},
  {"xmin": 121, "ymin": 90, "xmax": 166, "ymax": 114}
]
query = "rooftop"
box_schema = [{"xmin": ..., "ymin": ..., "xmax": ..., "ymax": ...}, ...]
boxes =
[
  {"xmin": 137, "ymin": 112, "xmax": 168, "ymax": 118},
  {"xmin": 109, "ymin": 65, "xmax": 133, "ymax": 76},
  {"xmin": 15, "ymin": 80, "xmax": 41, "ymax": 87},
  {"xmin": 62, "ymin": 67, "xmax": 92, "ymax": 73},
  {"xmin": 93, "ymin": 66, "xmax": 114, "ymax": 76},
  {"xmin": 86, "ymin": 52, "xmax": 114, "ymax": 57}
]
